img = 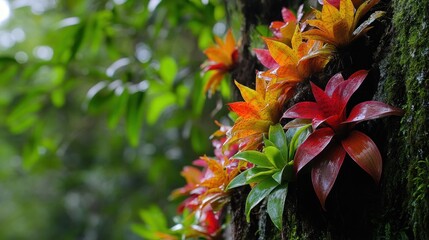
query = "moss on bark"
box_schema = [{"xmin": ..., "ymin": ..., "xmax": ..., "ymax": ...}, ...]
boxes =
[{"xmin": 377, "ymin": 0, "xmax": 429, "ymax": 238}]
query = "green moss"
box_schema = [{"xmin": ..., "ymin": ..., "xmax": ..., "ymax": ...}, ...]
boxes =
[{"xmin": 381, "ymin": 0, "xmax": 429, "ymax": 238}]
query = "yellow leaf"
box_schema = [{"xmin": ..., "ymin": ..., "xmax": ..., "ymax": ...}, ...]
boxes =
[{"xmin": 264, "ymin": 37, "xmax": 298, "ymax": 65}]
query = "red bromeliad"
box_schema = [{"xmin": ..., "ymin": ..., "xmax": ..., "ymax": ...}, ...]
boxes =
[{"xmin": 282, "ymin": 70, "xmax": 404, "ymax": 208}]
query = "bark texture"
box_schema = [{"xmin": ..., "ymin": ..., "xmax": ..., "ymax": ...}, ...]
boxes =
[{"xmin": 229, "ymin": 0, "xmax": 429, "ymax": 239}]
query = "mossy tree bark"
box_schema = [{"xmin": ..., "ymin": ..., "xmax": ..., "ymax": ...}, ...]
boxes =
[{"xmin": 228, "ymin": 0, "xmax": 429, "ymax": 239}]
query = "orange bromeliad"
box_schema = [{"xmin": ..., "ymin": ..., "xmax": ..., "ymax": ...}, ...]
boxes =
[
  {"xmin": 304, "ymin": 0, "xmax": 384, "ymax": 48},
  {"xmin": 202, "ymin": 29, "xmax": 239, "ymax": 96}
]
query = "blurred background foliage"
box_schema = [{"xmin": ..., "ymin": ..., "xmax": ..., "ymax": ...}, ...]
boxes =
[{"xmin": 0, "ymin": 0, "xmax": 240, "ymax": 239}]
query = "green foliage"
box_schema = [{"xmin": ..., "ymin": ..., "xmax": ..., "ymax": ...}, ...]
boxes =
[
  {"xmin": 0, "ymin": 0, "xmax": 231, "ymax": 239},
  {"xmin": 227, "ymin": 124, "xmax": 310, "ymax": 229}
]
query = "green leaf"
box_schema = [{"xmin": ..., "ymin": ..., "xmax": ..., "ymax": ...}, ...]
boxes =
[
  {"xmin": 226, "ymin": 170, "xmax": 249, "ymax": 190},
  {"xmin": 269, "ymin": 124, "xmax": 288, "ymax": 160},
  {"xmin": 288, "ymin": 125, "xmax": 311, "ymax": 160},
  {"xmin": 246, "ymin": 167, "xmax": 277, "ymax": 184},
  {"xmin": 269, "ymin": 124, "xmax": 287, "ymax": 148},
  {"xmin": 146, "ymin": 92, "xmax": 176, "ymax": 125},
  {"xmin": 272, "ymin": 170, "xmax": 283, "ymax": 184},
  {"xmin": 267, "ymin": 184, "xmax": 288, "ymax": 230},
  {"xmin": 6, "ymin": 96, "xmax": 43, "ymax": 133},
  {"xmin": 264, "ymin": 146, "xmax": 285, "ymax": 169},
  {"xmin": 263, "ymin": 136, "xmax": 275, "ymax": 148},
  {"xmin": 86, "ymin": 81, "xmax": 114, "ymax": 113},
  {"xmin": 234, "ymin": 151, "xmax": 274, "ymax": 168},
  {"xmin": 107, "ymin": 88, "xmax": 129, "ymax": 128},
  {"xmin": 191, "ymin": 73, "xmax": 205, "ymax": 116},
  {"xmin": 245, "ymin": 178, "xmax": 278, "ymax": 222},
  {"xmin": 126, "ymin": 91, "xmax": 145, "ymax": 146},
  {"xmin": 159, "ymin": 57, "xmax": 177, "ymax": 86}
]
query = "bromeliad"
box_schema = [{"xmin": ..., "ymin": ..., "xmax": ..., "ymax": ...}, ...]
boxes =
[
  {"xmin": 304, "ymin": 0, "xmax": 384, "ymax": 48},
  {"xmin": 256, "ymin": 26, "xmax": 332, "ymax": 83},
  {"xmin": 202, "ymin": 29, "xmax": 239, "ymax": 96},
  {"xmin": 282, "ymin": 70, "xmax": 404, "ymax": 208}
]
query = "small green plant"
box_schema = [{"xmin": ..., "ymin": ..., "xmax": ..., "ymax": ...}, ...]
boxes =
[{"xmin": 227, "ymin": 124, "xmax": 310, "ymax": 229}]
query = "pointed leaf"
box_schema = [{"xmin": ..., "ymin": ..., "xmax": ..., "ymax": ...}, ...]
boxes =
[
  {"xmin": 245, "ymin": 178, "xmax": 278, "ymax": 222},
  {"xmin": 322, "ymin": 0, "xmax": 342, "ymax": 24},
  {"xmin": 344, "ymin": 101, "xmax": 404, "ymax": 124},
  {"xmin": 353, "ymin": 0, "xmax": 381, "ymax": 29},
  {"xmin": 311, "ymin": 82, "xmax": 336, "ymax": 116},
  {"xmin": 332, "ymin": 69, "xmax": 367, "ymax": 113},
  {"xmin": 264, "ymin": 146, "xmax": 285, "ymax": 169},
  {"xmin": 341, "ymin": 130, "xmax": 382, "ymax": 183},
  {"xmin": 281, "ymin": 7, "xmax": 297, "ymax": 22},
  {"xmin": 268, "ymin": 124, "xmax": 288, "ymax": 154},
  {"xmin": 254, "ymin": 48, "xmax": 279, "ymax": 69},
  {"xmin": 291, "ymin": 26, "xmax": 302, "ymax": 52},
  {"xmin": 311, "ymin": 143, "xmax": 346, "ymax": 209},
  {"xmin": 227, "ymin": 170, "xmax": 249, "ymax": 190},
  {"xmin": 353, "ymin": 11, "xmax": 385, "ymax": 37},
  {"xmin": 294, "ymin": 128, "xmax": 335, "ymax": 172},
  {"xmin": 159, "ymin": 57, "xmax": 177, "ymax": 86},
  {"xmin": 272, "ymin": 170, "xmax": 283, "ymax": 184},
  {"xmin": 263, "ymin": 37, "xmax": 298, "ymax": 65},
  {"xmin": 204, "ymin": 47, "xmax": 231, "ymax": 66},
  {"xmin": 234, "ymin": 151, "xmax": 274, "ymax": 168},
  {"xmin": 282, "ymin": 102, "xmax": 324, "ymax": 120},
  {"xmin": 267, "ymin": 184, "xmax": 288, "ymax": 230},
  {"xmin": 246, "ymin": 168, "xmax": 277, "ymax": 184},
  {"xmin": 340, "ymin": 0, "xmax": 355, "ymax": 28},
  {"xmin": 224, "ymin": 29, "xmax": 236, "ymax": 54},
  {"xmin": 229, "ymin": 102, "xmax": 260, "ymax": 118},
  {"xmin": 325, "ymin": 72, "xmax": 344, "ymax": 97},
  {"xmin": 264, "ymin": 137, "xmax": 276, "ymax": 148},
  {"xmin": 234, "ymin": 80, "xmax": 261, "ymax": 103}
]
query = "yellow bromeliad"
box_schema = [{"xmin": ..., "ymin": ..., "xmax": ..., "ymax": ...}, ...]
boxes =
[
  {"xmin": 303, "ymin": 0, "xmax": 384, "ymax": 48},
  {"xmin": 261, "ymin": 26, "xmax": 332, "ymax": 83}
]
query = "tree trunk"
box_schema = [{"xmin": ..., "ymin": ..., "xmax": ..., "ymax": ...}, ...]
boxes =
[{"xmin": 229, "ymin": 0, "xmax": 429, "ymax": 239}]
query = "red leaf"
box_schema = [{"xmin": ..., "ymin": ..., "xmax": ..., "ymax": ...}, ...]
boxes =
[
  {"xmin": 294, "ymin": 128, "xmax": 335, "ymax": 172},
  {"xmin": 312, "ymin": 114, "xmax": 341, "ymax": 130},
  {"xmin": 281, "ymin": 7, "xmax": 297, "ymax": 22},
  {"xmin": 341, "ymin": 130, "xmax": 382, "ymax": 183},
  {"xmin": 203, "ymin": 209, "xmax": 221, "ymax": 235},
  {"xmin": 318, "ymin": 0, "xmax": 340, "ymax": 8},
  {"xmin": 311, "ymin": 143, "xmax": 346, "ymax": 209},
  {"xmin": 254, "ymin": 48, "xmax": 279, "ymax": 69},
  {"xmin": 311, "ymin": 82, "xmax": 336, "ymax": 116},
  {"xmin": 343, "ymin": 101, "xmax": 404, "ymax": 124},
  {"xmin": 282, "ymin": 101, "xmax": 324, "ymax": 120},
  {"xmin": 325, "ymin": 72, "xmax": 344, "ymax": 97},
  {"xmin": 332, "ymin": 69, "xmax": 367, "ymax": 113}
]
